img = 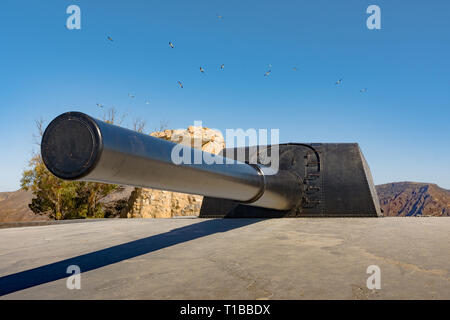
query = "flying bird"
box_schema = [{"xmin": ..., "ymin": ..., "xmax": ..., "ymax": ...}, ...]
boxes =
[
  {"xmin": 335, "ymin": 78, "xmax": 343, "ymax": 85},
  {"xmin": 96, "ymin": 103, "xmax": 103, "ymax": 108},
  {"xmin": 107, "ymin": 36, "xmax": 113, "ymax": 42},
  {"xmin": 220, "ymin": 64, "xmax": 224, "ymax": 70},
  {"xmin": 128, "ymin": 93, "xmax": 135, "ymax": 98},
  {"xmin": 216, "ymin": 14, "xmax": 223, "ymax": 19},
  {"xmin": 360, "ymin": 88, "xmax": 367, "ymax": 93},
  {"xmin": 177, "ymin": 81, "xmax": 183, "ymax": 88},
  {"xmin": 169, "ymin": 41, "xmax": 174, "ymax": 48},
  {"xmin": 200, "ymin": 66, "xmax": 205, "ymax": 73},
  {"xmin": 292, "ymin": 66, "xmax": 298, "ymax": 71},
  {"xmin": 264, "ymin": 70, "xmax": 271, "ymax": 77}
]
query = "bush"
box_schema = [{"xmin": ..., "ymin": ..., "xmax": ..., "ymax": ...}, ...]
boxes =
[{"xmin": 21, "ymin": 154, "xmax": 117, "ymax": 219}]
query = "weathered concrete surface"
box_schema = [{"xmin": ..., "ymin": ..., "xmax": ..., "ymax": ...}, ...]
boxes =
[{"xmin": 0, "ymin": 217, "xmax": 448, "ymax": 299}]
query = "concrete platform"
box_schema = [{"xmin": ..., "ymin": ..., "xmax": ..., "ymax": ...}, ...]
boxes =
[{"xmin": 0, "ymin": 217, "xmax": 448, "ymax": 299}]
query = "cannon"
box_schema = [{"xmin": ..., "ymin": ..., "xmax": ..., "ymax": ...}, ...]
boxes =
[{"xmin": 41, "ymin": 112, "xmax": 382, "ymax": 217}]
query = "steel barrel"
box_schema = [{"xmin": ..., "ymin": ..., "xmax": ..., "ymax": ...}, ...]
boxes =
[{"xmin": 41, "ymin": 112, "xmax": 301, "ymax": 210}]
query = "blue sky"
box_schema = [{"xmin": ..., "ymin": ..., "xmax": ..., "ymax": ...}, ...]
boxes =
[{"xmin": 0, "ymin": 0, "xmax": 449, "ymax": 191}]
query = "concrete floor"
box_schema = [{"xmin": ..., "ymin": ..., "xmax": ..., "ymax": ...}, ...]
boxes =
[{"xmin": 0, "ymin": 217, "xmax": 448, "ymax": 299}]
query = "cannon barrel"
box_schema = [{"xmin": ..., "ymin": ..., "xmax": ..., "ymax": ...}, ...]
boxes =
[{"xmin": 41, "ymin": 112, "xmax": 302, "ymax": 211}]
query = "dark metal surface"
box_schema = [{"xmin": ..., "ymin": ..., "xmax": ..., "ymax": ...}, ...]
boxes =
[
  {"xmin": 41, "ymin": 112, "xmax": 102, "ymax": 180},
  {"xmin": 200, "ymin": 144, "xmax": 382, "ymax": 217}
]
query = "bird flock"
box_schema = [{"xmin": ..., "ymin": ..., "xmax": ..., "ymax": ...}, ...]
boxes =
[{"xmin": 98, "ymin": 14, "xmax": 368, "ymax": 110}]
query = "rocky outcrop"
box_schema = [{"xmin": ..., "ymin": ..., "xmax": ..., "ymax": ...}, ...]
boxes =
[
  {"xmin": 376, "ymin": 182, "xmax": 450, "ymax": 216},
  {"xmin": 121, "ymin": 125, "xmax": 225, "ymax": 218},
  {"xmin": 100, "ymin": 185, "xmax": 135, "ymax": 218}
]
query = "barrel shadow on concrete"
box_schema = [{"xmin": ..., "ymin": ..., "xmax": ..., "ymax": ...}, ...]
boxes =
[{"xmin": 0, "ymin": 218, "xmax": 262, "ymax": 296}]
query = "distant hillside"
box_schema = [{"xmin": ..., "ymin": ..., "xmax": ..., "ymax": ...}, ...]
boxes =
[
  {"xmin": 0, "ymin": 192, "xmax": 14, "ymax": 202},
  {"xmin": 376, "ymin": 182, "xmax": 450, "ymax": 217},
  {"xmin": 0, "ymin": 189, "xmax": 49, "ymax": 222}
]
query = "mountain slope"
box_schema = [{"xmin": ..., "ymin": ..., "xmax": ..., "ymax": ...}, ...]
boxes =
[
  {"xmin": 376, "ymin": 182, "xmax": 450, "ymax": 216},
  {"xmin": 0, "ymin": 192, "xmax": 14, "ymax": 202},
  {"xmin": 0, "ymin": 189, "xmax": 49, "ymax": 222}
]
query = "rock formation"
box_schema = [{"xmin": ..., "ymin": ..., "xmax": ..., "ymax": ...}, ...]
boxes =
[{"xmin": 376, "ymin": 182, "xmax": 450, "ymax": 216}]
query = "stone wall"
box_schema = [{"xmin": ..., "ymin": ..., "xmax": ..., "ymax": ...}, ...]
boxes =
[{"xmin": 121, "ymin": 125, "xmax": 225, "ymax": 218}]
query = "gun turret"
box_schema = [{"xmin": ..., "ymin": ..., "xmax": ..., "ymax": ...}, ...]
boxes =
[{"xmin": 41, "ymin": 112, "xmax": 382, "ymax": 217}]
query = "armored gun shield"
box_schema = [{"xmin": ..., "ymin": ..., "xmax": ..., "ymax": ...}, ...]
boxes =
[
  {"xmin": 41, "ymin": 112, "xmax": 382, "ymax": 218},
  {"xmin": 200, "ymin": 144, "xmax": 382, "ymax": 217}
]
